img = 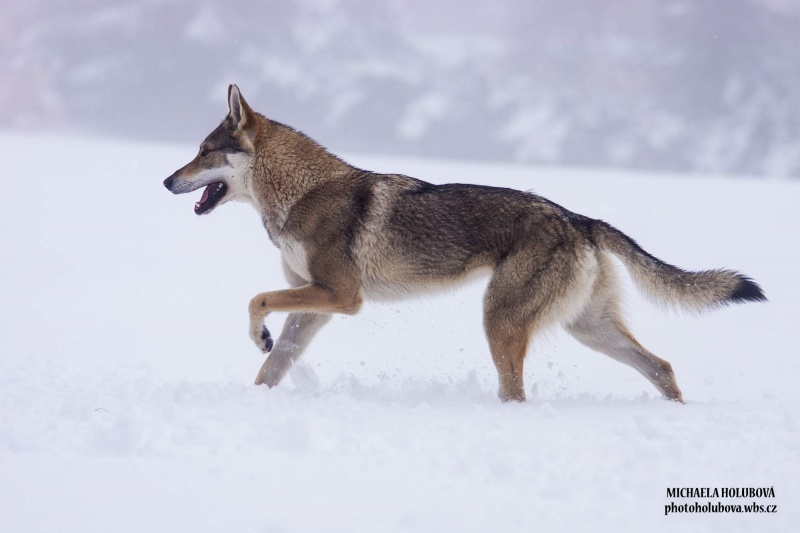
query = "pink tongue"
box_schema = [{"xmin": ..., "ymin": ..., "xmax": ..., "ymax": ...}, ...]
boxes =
[{"xmin": 199, "ymin": 185, "xmax": 212, "ymax": 204}]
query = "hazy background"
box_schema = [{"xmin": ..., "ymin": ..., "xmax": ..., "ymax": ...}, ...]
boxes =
[
  {"xmin": 2, "ymin": 0, "xmax": 799, "ymax": 177},
  {"xmin": 3, "ymin": 4, "xmax": 800, "ymax": 530}
]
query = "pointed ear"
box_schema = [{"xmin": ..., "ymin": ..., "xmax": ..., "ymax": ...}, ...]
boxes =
[{"xmin": 227, "ymin": 84, "xmax": 252, "ymax": 130}]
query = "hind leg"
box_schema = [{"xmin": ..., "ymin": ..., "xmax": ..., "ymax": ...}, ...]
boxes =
[
  {"xmin": 485, "ymin": 317, "xmax": 530, "ymax": 403},
  {"xmin": 484, "ymin": 246, "xmax": 588, "ymax": 403},
  {"xmin": 566, "ymin": 312, "xmax": 683, "ymax": 402},
  {"xmin": 564, "ymin": 256, "xmax": 683, "ymax": 402}
]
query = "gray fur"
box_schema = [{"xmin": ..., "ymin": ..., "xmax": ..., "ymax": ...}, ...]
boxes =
[
  {"xmin": 164, "ymin": 85, "xmax": 766, "ymax": 403},
  {"xmin": 593, "ymin": 221, "xmax": 766, "ymax": 312}
]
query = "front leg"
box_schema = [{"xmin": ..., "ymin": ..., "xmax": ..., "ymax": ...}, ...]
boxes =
[
  {"xmin": 249, "ymin": 321, "xmax": 274, "ymax": 354},
  {"xmin": 254, "ymin": 312, "xmax": 332, "ymax": 386},
  {"xmin": 248, "ymin": 282, "xmax": 362, "ymax": 386},
  {"xmin": 248, "ymin": 283, "xmax": 362, "ymax": 352}
]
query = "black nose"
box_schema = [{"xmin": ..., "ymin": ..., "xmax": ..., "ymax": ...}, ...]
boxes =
[{"xmin": 163, "ymin": 175, "xmax": 175, "ymax": 190}]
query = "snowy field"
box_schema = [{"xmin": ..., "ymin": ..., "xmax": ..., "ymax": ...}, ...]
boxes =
[{"xmin": 1, "ymin": 132, "xmax": 798, "ymax": 532}]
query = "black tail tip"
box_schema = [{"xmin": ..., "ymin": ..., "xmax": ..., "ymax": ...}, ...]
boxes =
[{"xmin": 730, "ymin": 276, "xmax": 767, "ymax": 304}]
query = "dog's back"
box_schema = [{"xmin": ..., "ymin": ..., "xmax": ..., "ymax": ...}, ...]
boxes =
[{"xmin": 346, "ymin": 176, "xmax": 579, "ymax": 298}]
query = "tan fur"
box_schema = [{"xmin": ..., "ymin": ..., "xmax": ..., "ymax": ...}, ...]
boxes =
[{"xmin": 164, "ymin": 85, "xmax": 765, "ymax": 403}]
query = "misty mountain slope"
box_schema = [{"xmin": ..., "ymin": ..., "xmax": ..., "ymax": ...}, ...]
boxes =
[{"xmin": 2, "ymin": 0, "xmax": 799, "ymax": 177}]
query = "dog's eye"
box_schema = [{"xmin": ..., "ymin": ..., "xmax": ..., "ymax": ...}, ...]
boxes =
[{"xmin": 200, "ymin": 148, "xmax": 210, "ymax": 157}]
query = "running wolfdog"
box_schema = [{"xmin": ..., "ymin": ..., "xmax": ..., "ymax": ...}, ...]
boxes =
[{"xmin": 164, "ymin": 85, "xmax": 765, "ymax": 402}]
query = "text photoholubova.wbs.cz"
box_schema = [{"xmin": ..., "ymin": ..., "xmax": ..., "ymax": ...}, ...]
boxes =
[{"xmin": 665, "ymin": 487, "xmax": 777, "ymax": 516}]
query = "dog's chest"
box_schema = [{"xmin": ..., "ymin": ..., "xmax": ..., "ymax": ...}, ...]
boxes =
[{"xmin": 277, "ymin": 236, "xmax": 311, "ymax": 280}]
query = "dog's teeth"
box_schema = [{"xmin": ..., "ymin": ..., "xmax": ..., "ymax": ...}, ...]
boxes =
[
  {"xmin": 195, "ymin": 202, "xmax": 200, "ymax": 209},
  {"xmin": 218, "ymin": 183, "xmax": 224, "ymax": 189}
]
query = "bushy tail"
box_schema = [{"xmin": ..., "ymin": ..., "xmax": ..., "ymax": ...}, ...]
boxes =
[{"xmin": 591, "ymin": 220, "xmax": 766, "ymax": 312}]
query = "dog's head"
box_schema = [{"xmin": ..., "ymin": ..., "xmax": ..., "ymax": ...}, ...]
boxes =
[{"xmin": 163, "ymin": 84, "xmax": 256, "ymax": 215}]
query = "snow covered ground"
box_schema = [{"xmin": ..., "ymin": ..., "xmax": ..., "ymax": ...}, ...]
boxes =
[{"xmin": 1, "ymin": 132, "xmax": 798, "ymax": 532}]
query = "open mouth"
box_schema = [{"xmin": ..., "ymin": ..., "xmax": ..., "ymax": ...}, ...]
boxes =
[{"xmin": 194, "ymin": 182, "xmax": 227, "ymax": 215}]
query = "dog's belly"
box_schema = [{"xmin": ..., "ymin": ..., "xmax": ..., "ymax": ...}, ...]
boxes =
[
  {"xmin": 362, "ymin": 275, "xmax": 492, "ymax": 302},
  {"xmin": 358, "ymin": 257, "xmax": 492, "ymax": 302}
]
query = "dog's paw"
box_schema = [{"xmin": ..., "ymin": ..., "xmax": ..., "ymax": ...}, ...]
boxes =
[
  {"xmin": 260, "ymin": 326, "xmax": 274, "ymax": 353},
  {"xmin": 250, "ymin": 323, "xmax": 274, "ymax": 353}
]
